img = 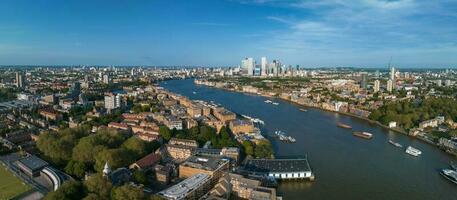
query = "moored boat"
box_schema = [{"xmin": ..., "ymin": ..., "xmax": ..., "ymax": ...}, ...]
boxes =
[
  {"xmin": 388, "ymin": 140, "xmax": 403, "ymax": 148},
  {"xmin": 405, "ymin": 146, "xmax": 422, "ymax": 156},
  {"xmin": 352, "ymin": 131, "xmax": 373, "ymax": 139},
  {"xmin": 440, "ymin": 169, "xmax": 457, "ymax": 185},
  {"xmin": 337, "ymin": 122, "xmax": 352, "ymax": 129}
]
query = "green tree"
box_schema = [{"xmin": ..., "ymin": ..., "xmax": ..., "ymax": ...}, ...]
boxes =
[
  {"xmin": 255, "ymin": 140, "xmax": 274, "ymax": 158},
  {"xmin": 94, "ymin": 148, "xmax": 132, "ymax": 172},
  {"xmin": 65, "ymin": 160, "xmax": 87, "ymax": 178},
  {"xmin": 44, "ymin": 181, "xmax": 85, "ymax": 200},
  {"xmin": 111, "ymin": 185, "xmax": 146, "ymax": 200},
  {"xmin": 159, "ymin": 126, "xmax": 172, "ymax": 141},
  {"xmin": 122, "ymin": 137, "xmax": 149, "ymax": 159},
  {"xmin": 84, "ymin": 174, "xmax": 113, "ymax": 200},
  {"xmin": 242, "ymin": 141, "xmax": 254, "ymax": 156},
  {"xmin": 133, "ymin": 170, "xmax": 148, "ymax": 185}
]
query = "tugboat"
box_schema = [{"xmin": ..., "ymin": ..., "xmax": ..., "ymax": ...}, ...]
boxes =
[
  {"xmin": 405, "ymin": 146, "xmax": 422, "ymax": 156},
  {"xmin": 337, "ymin": 122, "xmax": 352, "ymax": 129},
  {"xmin": 388, "ymin": 140, "xmax": 403, "ymax": 148},
  {"xmin": 352, "ymin": 131, "xmax": 373, "ymax": 139},
  {"xmin": 440, "ymin": 168, "xmax": 457, "ymax": 185}
]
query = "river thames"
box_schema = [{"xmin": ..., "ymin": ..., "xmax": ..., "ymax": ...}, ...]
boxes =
[{"xmin": 161, "ymin": 79, "xmax": 457, "ymax": 200}]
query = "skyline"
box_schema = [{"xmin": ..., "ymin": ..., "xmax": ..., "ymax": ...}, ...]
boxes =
[{"xmin": 1, "ymin": 0, "xmax": 457, "ymax": 67}]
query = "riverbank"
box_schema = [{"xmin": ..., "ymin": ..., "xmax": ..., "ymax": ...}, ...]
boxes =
[{"xmin": 194, "ymin": 80, "xmax": 457, "ymax": 158}]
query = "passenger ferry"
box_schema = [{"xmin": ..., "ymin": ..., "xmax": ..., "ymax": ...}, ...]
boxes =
[
  {"xmin": 405, "ymin": 146, "xmax": 422, "ymax": 156},
  {"xmin": 388, "ymin": 140, "xmax": 403, "ymax": 148},
  {"xmin": 241, "ymin": 114, "xmax": 265, "ymax": 125},
  {"xmin": 274, "ymin": 131, "xmax": 296, "ymax": 143},
  {"xmin": 440, "ymin": 169, "xmax": 457, "ymax": 185},
  {"xmin": 337, "ymin": 122, "xmax": 352, "ymax": 129},
  {"xmin": 352, "ymin": 131, "xmax": 373, "ymax": 139}
]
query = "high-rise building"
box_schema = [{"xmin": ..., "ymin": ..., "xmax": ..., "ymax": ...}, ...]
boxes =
[
  {"xmin": 390, "ymin": 67, "xmax": 395, "ymax": 81},
  {"xmin": 68, "ymin": 82, "xmax": 81, "ymax": 99},
  {"xmin": 269, "ymin": 60, "xmax": 281, "ymax": 77},
  {"xmin": 104, "ymin": 93, "xmax": 121, "ymax": 110},
  {"xmin": 360, "ymin": 73, "xmax": 368, "ymax": 89},
  {"xmin": 261, "ymin": 57, "xmax": 268, "ymax": 76},
  {"xmin": 241, "ymin": 58, "xmax": 255, "ymax": 76},
  {"xmin": 254, "ymin": 65, "xmax": 261, "ymax": 76},
  {"xmin": 436, "ymin": 80, "xmax": 442, "ymax": 86},
  {"xmin": 15, "ymin": 72, "xmax": 25, "ymax": 88},
  {"xmin": 374, "ymin": 80, "xmax": 380, "ymax": 93},
  {"xmin": 103, "ymin": 74, "xmax": 111, "ymax": 84},
  {"xmin": 387, "ymin": 79, "xmax": 393, "ymax": 93}
]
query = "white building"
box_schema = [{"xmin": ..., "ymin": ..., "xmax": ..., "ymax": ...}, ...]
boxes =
[
  {"xmin": 374, "ymin": 80, "xmax": 380, "ymax": 93},
  {"xmin": 104, "ymin": 93, "xmax": 121, "ymax": 110},
  {"xmin": 390, "ymin": 67, "xmax": 395, "ymax": 81},
  {"xmin": 158, "ymin": 173, "xmax": 210, "ymax": 200},
  {"xmin": 261, "ymin": 57, "xmax": 268, "ymax": 76},
  {"xmin": 241, "ymin": 57, "xmax": 255, "ymax": 76},
  {"xmin": 389, "ymin": 121, "xmax": 397, "ymax": 128},
  {"xmin": 103, "ymin": 74, "xmax": 111, "ymax": 84},
  {"xmin": 387, "ymin": 79, "xmax": 393, "ymax": 93}
]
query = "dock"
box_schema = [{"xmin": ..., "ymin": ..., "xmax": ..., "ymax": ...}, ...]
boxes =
[{"xmin": 238, "ymin": 156, "xmax": 314, "ymax": 181}]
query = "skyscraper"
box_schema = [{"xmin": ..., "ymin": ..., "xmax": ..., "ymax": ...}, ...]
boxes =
[
  {"xmin": 103, "ymin": 74, "xmax": 111, "ymax": 84},
  {"xmin": 387, "ymin": 79, "xmax": 393, "ymax": 93},
  {"xmin": 390, "ymin": 67, "xmax": 395, "ymax": 81},
  {"xmin": 360, "ymin": 73, "xmax": 368, "ymax": 89},
  {"xmin": 68, "ymin": 82, "xmax": 81, "ymax": 99},
  {"xmin": 261, "ymin": 57, "xmax": 268, "ymax": 76},
  {"xmin": 104, "ymin": 93, "xmax": 121, "ymax": 110},
  {"xmin": 15, "ymin": 72, "xmax": 25, "ymax": 88},
  {"xmin": 374, "ymin": 80, "xmax": 380, "ymax": 93},
  {"xmin": 241, "ymin": 57, "xmax": 255, "ymax": 76}
]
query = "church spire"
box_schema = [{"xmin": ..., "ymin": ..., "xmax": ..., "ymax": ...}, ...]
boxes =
[{"xmin": 103, "ymin": 162, "xmax": 111, "ymax": 177}]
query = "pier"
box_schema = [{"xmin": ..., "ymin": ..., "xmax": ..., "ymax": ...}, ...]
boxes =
[{"xmin": 238, "ymin": 156, "xmax": 314, "ymax": 181}]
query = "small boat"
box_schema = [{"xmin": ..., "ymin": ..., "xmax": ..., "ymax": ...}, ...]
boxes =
[
  {"xmin": 352, "ymin": 131, "xmax": 373, "ymax": 139},
  {"xmin": 272, "ymin": 102, "xmax": 279, "ymax": 105},
  {"xmin": 299, "ymin": 108, "xmax": 308, "ymax": 112},
  {"xmin": 337, "ymin": 122, "xmax": 352, "ymax": 129},
  {"xmin": 287, "ymin": 136, "xmax": 296, "ymax": 143},
  {"xmin": 264, "ymin": 100, "xmax": 272, "ymax": 103},
  {"xmin": 388, "ymin": 140, "xmax": 403, "ymax": 148},
  {"xmin": 274, "ymin": 131, "xmax": 295, "ymax": 142},
  {"xmin": 440, "ymin": 169, "xmax": 457, "ymax": 185},
  {"xmin": 192, "ymin": 91, "xmax": 197, "ymax": 94},
  {"xmin": 405, "ymin": 146, "xmax": 422, "ymax": 156}
]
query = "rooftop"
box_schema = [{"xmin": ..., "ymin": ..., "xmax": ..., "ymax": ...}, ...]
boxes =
[
  {"xmin": 241, "ymin": 157, "xmax": 312, "ymax": 174},
  {"xmin": 181, "ymin": 155, "xmax": 229, "ymax": 171},
  {"xmin": 16, "ymin": 155, "xmax": 48, "ymax": 171},
  {"xmin": 159, "ymin": 173, "xmax": 210, "ymax": 199}
]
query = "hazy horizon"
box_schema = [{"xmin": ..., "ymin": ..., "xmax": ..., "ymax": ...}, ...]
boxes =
[{"xmin": 1, "ymin": 0, "xmax": 457, "ymax": 67}]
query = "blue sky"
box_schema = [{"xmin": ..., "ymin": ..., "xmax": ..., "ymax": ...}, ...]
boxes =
[{"xmin": 1, "ymin": 0, "xmax": 456, "ymax": 67}]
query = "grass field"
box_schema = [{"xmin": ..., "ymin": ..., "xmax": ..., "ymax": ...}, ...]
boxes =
[{"xmin": 0, "ymin": 165, "xmax": 31, "ymax": 200}]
